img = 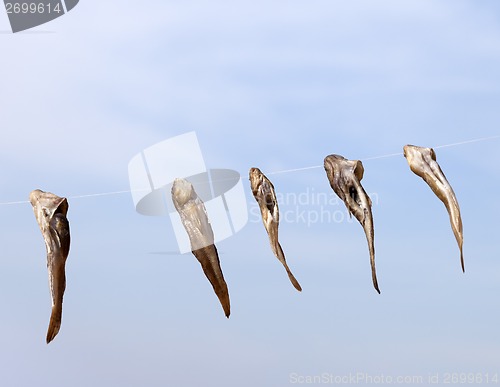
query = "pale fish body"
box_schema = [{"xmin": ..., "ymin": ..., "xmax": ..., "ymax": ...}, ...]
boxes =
[
  {"xmin": 403, "ymin": 145, "xmax": 464, "ymax": 272},
  {"xmin": 249, "ymin": 168, "xmax": 302, "ymax": 292},
  {"xmin": 171, "ymin": 178, "xmax": 230, "ymax": 317},
  {"xmin": 324, "ymin": 155, "xmax": 380, "ymax": 294},
  {"xmin": 29, "ymin": 189, "xmax": 70, "ymax": 344}
]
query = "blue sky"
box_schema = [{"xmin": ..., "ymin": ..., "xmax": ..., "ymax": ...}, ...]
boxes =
[{"xmin": 1, "ymin": 1, "xmax": 500, "ymax": 386}]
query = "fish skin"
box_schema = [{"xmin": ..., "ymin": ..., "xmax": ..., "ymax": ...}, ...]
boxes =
[
  {"xmin": 171, "ymin": 178, "xmax": 230, "ymax": 318},
  {"xmin": 403, "ymin": 145, "xmax": 464, "ymax": 272},
  {"xmin": 249, "ymin": 168, "xmax": 302, "ymax": 292},
  {"xmin": 192, "ymin": 245, "xmax": 230, "ymax": 318},
  {"xmin": 323, "ymin": 155, "xmax": 380, "ymax": 294},
  {"xmin": 29, "ymin": 189, "xmax": 70, "ymax": 344}
]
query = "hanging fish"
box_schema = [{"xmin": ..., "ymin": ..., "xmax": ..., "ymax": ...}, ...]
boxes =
[
  {"xmin": 324, "ymin": 155, "xmax": 380, "ymax": 294},
  {"xmin": 29, "ymin": 189, "xmax": 71, "ymax": 344},
  {"xmin": 249, "ymin": 168, "xmax": 302, "ymax": 292},
  {"xmin": 171, "ymin": 178, "xmax": 231, "ymax": 317},
  {"xmin": 403, "ymin": 145, "xmax": 464, "ymax": 272}
]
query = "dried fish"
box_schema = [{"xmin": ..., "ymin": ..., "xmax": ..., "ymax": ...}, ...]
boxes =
[
  {"xmin": 403, "ymin": 145, "xmax": 464, "ymax": 272},
  {"xmin": 30, "ymin": 189, "xmax": 70, "ymax": 343},
  {"xmin": 171, "ymin": 178, "xmax": 230, "ymax": 317},
  {"xmin": 324, "ymin": 155, "xmax": 380, "ymax": 293},
  {"xmin": 249, "ymin": 168, "xmax": 302, "ymax": 292}
]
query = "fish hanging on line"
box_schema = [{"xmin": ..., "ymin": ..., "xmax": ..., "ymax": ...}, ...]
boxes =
[
  {"xmin": 403, "ymin": 144, "xmax": 464, "ymax": 272},
  {"xmin": 324, "ymin": 155, "xmax": 380, "ymax": 294},
  {"xmin": 249, "ymin": 167, "xmax": 302, "ymax": 292},
  {"xmin": 171, "ymin": 178, "xmax": 231, "ymax": 317},
  {"xmin": 30, "ymin": 189, "xmax": 71, "ymax": 344}
]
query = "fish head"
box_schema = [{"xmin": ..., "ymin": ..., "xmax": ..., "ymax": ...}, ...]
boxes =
[
  {"xmin": 324, "ymin": 154, "xmax": 343, "ymax": 179},
  {"xmin": 171, "ymin": 178, "xmax": 195, "ymax": 208},
  {"xmin": 249, "ymin": 167, "xmax": 262, "ymax": 179},
  {"xmin": 324, "ymin": 154, "xmax": 364, "ymax": 181},
  {"xmin": 404, "ymin": 144, "xmax": 436, "ymax": 168},
  {"xmin": 29, "ymin": 189, "xmax": 44, "ymax": 207},
  {"xmin": 403, "ymin": 144, "xmax": 421, "ymax": 165},
  {"xmin": 249, "ymin": 167, "xmax": 263, "ymax": 183},
  {"xmin": 249, "ymin": 167, "xmax": 264, "ymax": 194},
  {"xmin": 29, "ymin": 190, "xmax": 68, "ymax": 222}
]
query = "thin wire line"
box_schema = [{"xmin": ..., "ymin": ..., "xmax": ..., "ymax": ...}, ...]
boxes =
[
  {"xmin": 0, "ymin": 190, "xmax": 144, "ymax": 206},
  {"xmin": 1, "ymin": 134, "xmax": 498, "ymax": 206},
  {"xmin": 265, "ymin": 164, "xmax": 323, "ymax": 176},
  {"xmin": 433, "ymin": 134, "xmax": 500, "ymax": 149},
  {"xmin": 264, "ymin": 134, "xmax": 500, "ymax": 175},
  {"xmin": 0, "ymin": 200, "xmax": 30, "ymax": 205},
  {"xmin": 263, "ymin": 152, "xmax": 406, "ymax": 175},
  {"xmin": 360, "ymin": 151, "xmax": 404, "ymax": 162},
  {"xmin": 69, "ymin": 190, "xmax": 133, "ymax": 199}
]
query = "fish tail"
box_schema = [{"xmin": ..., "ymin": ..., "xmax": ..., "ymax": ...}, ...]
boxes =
[
  {"xmin": 372, "ymin": 268, "xmax": 380, "ymax": 294},
  {"xmin": 460, "ymin": 246, "xmax": 465, "ymax": 273},
  {"xmin": 276, "ymin": 243, "xmax": 302, "ymax": 292},
  {"xmin": 218, "ymin": 289, "xmax": 231, "ymax": 318},
  {"xmin": 204, "ymin": 274, "xmax": 231, "ymax": 318},
  {"xmin": 369, "ymin": 248, "xmax": 380, "ymax": 294},
  {"xmin": 366, "ymin": 234, "xmax": 380, "ymax": 294},
  {"xmin": 46, "ymin": 303, "xmax": 62, "ymax": 344},
  {"xmin": 447, "ymin": 199, "xmax": 464, "ymax": 273},
  {"xmin": 195, "ymin": 246, "xmax": 231, "ymax": 318},
  {"xmin": 363, "ymin": 222, "xmax": 380, "ymax": 294},
  {"xmin": 286, "ymin": 269, "xmax": 302, "ymax": 292},
  {"xmin": 210, "ymin": 277, "xmax": 231, "ymax": 318},
  {"xmin": 208, "ymin": 273, "xmax": 231, "ymax": 318},
  {"xmin": 455, "ymin": 222, "xmax": 464, "ymax": 273}
]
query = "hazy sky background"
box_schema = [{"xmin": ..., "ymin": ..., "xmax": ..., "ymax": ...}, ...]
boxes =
[{"xmin": 1, "ymin": 1, "xmax": 500, "ymax": 386}]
